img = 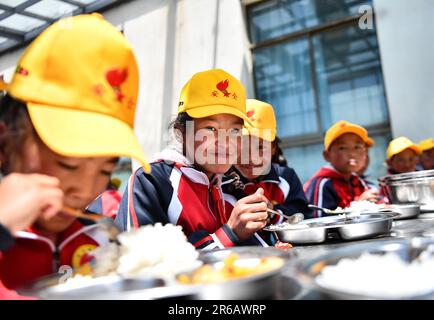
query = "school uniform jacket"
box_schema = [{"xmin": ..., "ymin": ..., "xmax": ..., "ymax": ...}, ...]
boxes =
[
  {"xmin": 115, "ymin": 150, "xmax": 267, "ymax": 250},
  {"xmin": 0, "ymin": 219, "xmax": 108, "ymax": 290},
  {"xmin": 304, "ymin": 166, "xmax": 367, "ymax": 217}
]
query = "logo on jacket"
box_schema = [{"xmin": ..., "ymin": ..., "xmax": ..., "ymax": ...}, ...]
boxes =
[{"xmin": 72, "ymin": 244, "xmax": 97, "ymax": 270}]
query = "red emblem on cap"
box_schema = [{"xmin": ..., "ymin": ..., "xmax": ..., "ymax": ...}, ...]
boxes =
[
  {"xmin": 247, "ymin": 110, "xmax": 255, "ymax": 118},
  {"xmin": 106, "ymin": 68, "xmax": 128, "ymax": 102},
  {"xmin": 216, "ymin": 79, "xmax": 231, "ymax": 97},
  {"xmin": 16, "ymin": 66, "xmax": 29, "ymax": 76}
]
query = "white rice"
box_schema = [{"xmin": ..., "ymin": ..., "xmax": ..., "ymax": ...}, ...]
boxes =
[
  {"xmin": 66, "ymin": 223, "xmax": 200, "ymax": 284},
  {"xmin": 316, "ymin": 249, "xmax": 434, "ymax": 298}
]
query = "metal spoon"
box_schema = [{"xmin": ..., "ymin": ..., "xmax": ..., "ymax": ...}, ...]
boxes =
[
  {"xmin": 267, "ymin": 208, "xmax": 304, "ymax": 224},
  {"xmin": 62, "ymin": 206, "xmax": 121, "ymax": 242}
]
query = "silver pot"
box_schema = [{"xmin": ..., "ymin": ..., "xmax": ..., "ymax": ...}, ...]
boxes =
[{"xmin": 379, "ymin": 170, "xmax": 434, "ymax": 212}]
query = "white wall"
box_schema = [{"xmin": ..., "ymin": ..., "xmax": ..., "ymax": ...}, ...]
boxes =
[{"xmin": 374, "ymin": 0, "xmax": 434, "ymax": 142}]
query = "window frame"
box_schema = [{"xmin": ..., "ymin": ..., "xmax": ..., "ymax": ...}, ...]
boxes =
[
  {"xmin": 246, "ymin": 0, "xmax": 390, "ymax": 149},
  {"xmin": 0, "ymin": 0, "xmax": 126, "ymax": 54}
]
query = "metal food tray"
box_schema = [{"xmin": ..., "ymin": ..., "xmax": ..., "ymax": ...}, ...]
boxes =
[
  {"xmin": 293, "ymin": 237, "xmax": 434, "ymax": 300},
  {"xmin": 387, "ymin": 204, "xmax": 421, "ymax": 220},
  {"xmin": 264, "ymin": 213, "xmax": 397, "ymax": 244},
  {"xmin": 20, "ymin": 247, "xmax": 292, "ymax": 300}
]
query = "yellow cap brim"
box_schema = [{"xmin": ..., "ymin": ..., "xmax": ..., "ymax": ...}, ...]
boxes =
[
  {"xmin": 419, "ymin": 140, "xmax": 434, "ymax": 151},
  {"xmin": 242, "ymin": 127, "xmax": 276, "ymax": 142},
  {"xmin": 388, "ymin": 145, "xmax": 422, "ymax": 160},
  {"xmin": 326, "ymin": 126, "xmax": 374, "ymax": 150},
  {"xmin": 27, "ymin": 102, "xmax": 151, "ymax": 173},
  {"xmin": 185, "ymin": 104, "xmax": 254, "ymax": 127}
]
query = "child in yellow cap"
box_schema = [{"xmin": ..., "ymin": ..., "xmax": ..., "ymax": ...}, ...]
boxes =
[
  {"xmin": 386, "ymin": 137, "xmax": 421, "ymax": 174},
  {"xmin": 0, "ymin": 14, "xmax": 149, "ymax": 290},
  {"xmin": 116, "ymin": 69, "xmax": 272, "ymax": 249},
  {"xmin": 417, "ymin": 138, "xmax": 434, "ymax": 170},
  {"xmin": 304, "ymin": 120, "xmax": 379, "ymax": 216},
  {"xmin": 222, "ymin": 99, "xmax": 308, "ymax": 245}
]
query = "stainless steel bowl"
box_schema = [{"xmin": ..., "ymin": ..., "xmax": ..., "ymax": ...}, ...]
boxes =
[
  {"xmin": 295, "ymin": 238, "xmax": 434, "ymax": 300},
  {"xmin": 379, "ymin": 170, "xmax": 434, "ymax": 212},
  {"xmin": 333, "ymin": 213, "xmax": 395, "ymax": 240},
  {"xmin": 387, "ymin": 203, "xmax": 421, "ymax": 220}
]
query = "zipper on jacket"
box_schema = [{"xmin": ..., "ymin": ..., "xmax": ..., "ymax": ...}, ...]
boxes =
[
  {"xmin": 207, "ymin": 188, "xmax": 219, "ymax": 229},
  {"xmin": 52, "ymin": 248, "xmax": 60, "ymax": 274}
]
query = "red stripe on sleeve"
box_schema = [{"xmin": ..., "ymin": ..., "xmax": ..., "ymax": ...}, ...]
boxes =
[
  {"xmin": 128, "ymin": 175, "xmax": 139, "ymax": 229},
  {"xmin": 215, "ymin": 228, "xmax": 235, "ymax": 248},
  {"xmin": 193, "ymin": 236, "xmax": 213, "ymax": 248}
]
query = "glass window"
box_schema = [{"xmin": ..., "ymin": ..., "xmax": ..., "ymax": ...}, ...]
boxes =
[
  {"xmin": 249, "ymin": 0, "xmax": 391, "ymax": 183},
  {"xmin": 0, "ymin": 0, "xmax": 28, "ymax": 8},
  {"xmin": 25, "ymin": 0, "xmax": 78, "ymax": 19},
  {"xmin": 313, "ymin": 24, "xmax": 388, "ymax": 129},
  {"xmin": 0, "ymin": 13, "xmax": 45, "ymax": 32},
  {"xmin": 249, "ymin": 0, "xmax": 370, "ymax": 43},
  {"xmin": 0, "ymin": 0, "xmax": 122, "ymax": 54},
  {"xmin": 255, "ymin": 38, "xmax": 318, "ymax": 138},
  {"xmin": 283, "ymin": 142, "xmax": 325, "ymax": 183}
]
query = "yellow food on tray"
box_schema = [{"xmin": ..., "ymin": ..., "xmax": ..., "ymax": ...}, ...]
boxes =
[{"xmin": 177, "ymin": 253, "xmax": 284, "ymax": 284}]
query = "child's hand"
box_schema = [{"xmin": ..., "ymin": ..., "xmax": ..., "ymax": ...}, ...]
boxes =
[
  {"xmin": 227, "ymin": 188, "xmax": 269, "ymax": 241},
  {"xmin": 0, "ymin": 173, "xmax": 64, "ymax": 234},
  {"xmin": 359, "ymin": 189, "xmax": 380, "ymax": 203}
]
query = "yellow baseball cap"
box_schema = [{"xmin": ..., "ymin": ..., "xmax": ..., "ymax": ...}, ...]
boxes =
[
  {"xmin": 242, "ymin": 99, "xmax": 276, "ymax": 142},
  {"xmin": 419, "ymin": 138, "xmax": 434, "ymax": 152},
  {"xmin": 387, "ymin": 137, "xmax": 422, "ymax": 160},
  {"xmin": 324, "ymin": 120, "xmax": 374, "ymax": 151},
  {"xmin": 178, "ymin": 69, "xmax": 252, "ymax": 125},
  {"xmin": 7, "ymin": 14, "xmax": 150, "ymax": 173}
]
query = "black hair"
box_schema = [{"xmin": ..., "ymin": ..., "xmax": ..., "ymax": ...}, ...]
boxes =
[
  {"xmin": 0, "ymin": 94, "xmax": 32, "ymax": 133},
  {"xmin": 168, "ymin": 112, "xmax": 193, "ymax": 140},
  {"xmin": 167, "ymin": 112, "xmax": 194, "ymax": 157},
  {"xmin": 0, "ymin": 94, "xmax": 35, "ymax": 174},
  {"xmin": 271, "ymin": 136, "xmax": 288, "ymax": 167}
]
